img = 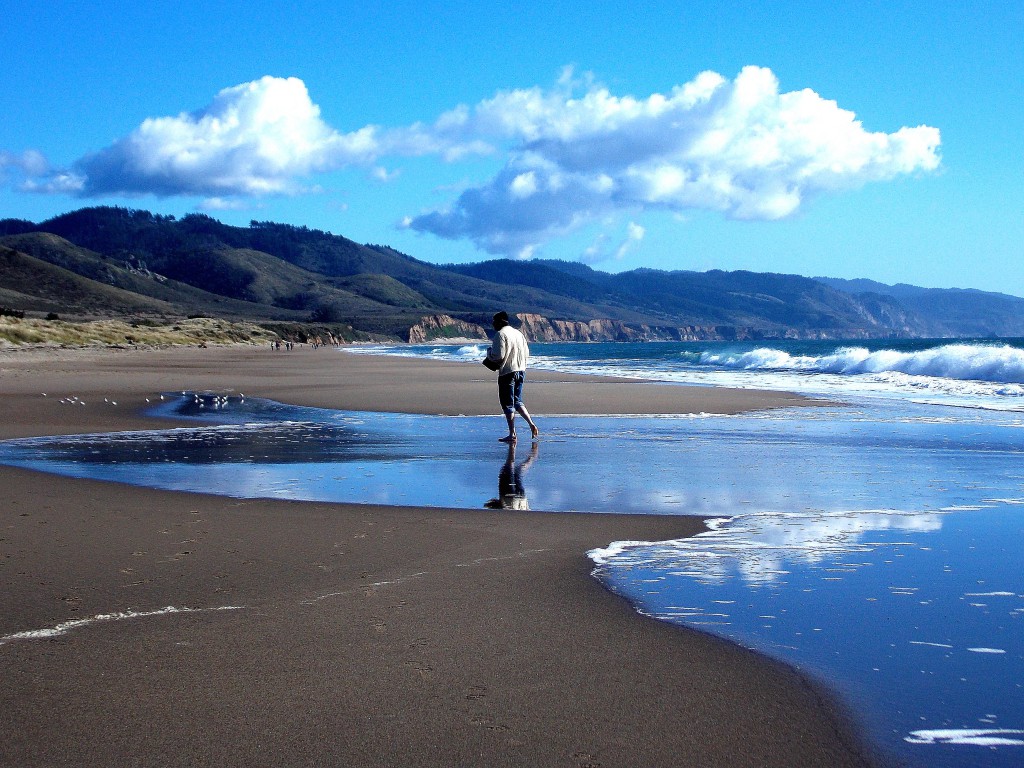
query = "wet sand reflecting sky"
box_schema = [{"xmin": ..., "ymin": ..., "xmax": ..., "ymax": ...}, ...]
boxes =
[{"xmin": 2, "ymin": 392, "xmax": 1023, "ymax": 767}]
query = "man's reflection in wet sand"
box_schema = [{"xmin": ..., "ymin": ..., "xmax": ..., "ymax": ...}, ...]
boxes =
[{"xmin": 485, "ymin": 442, "xmax": 539, "ymax": 510}]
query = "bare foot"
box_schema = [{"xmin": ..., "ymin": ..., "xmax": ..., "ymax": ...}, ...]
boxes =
[
  {"xmin": 530, "ymin": 424, "xmax": 539, "ymax": 440},
  {"xmin": 499, "ymin": 435, "xmax": 517, "ymax": 443}
]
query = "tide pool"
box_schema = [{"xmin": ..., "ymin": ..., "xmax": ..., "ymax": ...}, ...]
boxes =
[{"xmin": 1, "ymin": 390, "xmax": 1022, "ymax": 767}]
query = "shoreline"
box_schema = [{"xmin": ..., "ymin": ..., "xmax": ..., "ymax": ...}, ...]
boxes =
[{"xmin": 0, "ymin": 345, "xmax": 875, "ymax": 767}]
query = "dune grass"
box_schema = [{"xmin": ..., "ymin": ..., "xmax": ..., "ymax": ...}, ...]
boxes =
[{"xmin": 0, "ymin": 316, "xmax": 280, "ymax": 349}]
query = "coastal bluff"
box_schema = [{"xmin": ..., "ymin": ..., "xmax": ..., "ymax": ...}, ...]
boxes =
[
  {"xmin": 515, "ymin": 313, "xmax": 760, "ymax": 342},
  {"xmin": 404, "ymin": 312, "xmax": 862, "ymax": 344},
  {"xmin": 405, "ymin": 315, "xmax": 489, "ymax": 343}
]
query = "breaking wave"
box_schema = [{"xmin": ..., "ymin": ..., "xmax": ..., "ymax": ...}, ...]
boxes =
[
  {"xmin": 346, "ymin": 340, "xmax": 1024, "ymax": 409},
  {"xmin": 699, "ymin": 343, "xmax": 1024, "ymax": 385}
]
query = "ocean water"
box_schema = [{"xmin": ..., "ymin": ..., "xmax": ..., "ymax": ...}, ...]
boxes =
[
  {"xmin": 348, "ymin": 338, "xmax": 1024, "ymax": 412},
  {"xmin": 355, "ymin": 338, "xmax": 1024, "ymax": 767},
  {"xmin": 3, "ymin": 338, "xmax": 1024, "ymax": 767}
]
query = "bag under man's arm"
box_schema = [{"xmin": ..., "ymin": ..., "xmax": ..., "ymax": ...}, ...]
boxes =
[{"xmin": 483, "ymin": 329, "xmax": 505, "ymax": 371}]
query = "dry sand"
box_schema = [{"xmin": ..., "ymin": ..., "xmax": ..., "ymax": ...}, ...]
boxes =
[{"xmin": 0, "ymin": 345, "xmax": 876, "ymax": 767}]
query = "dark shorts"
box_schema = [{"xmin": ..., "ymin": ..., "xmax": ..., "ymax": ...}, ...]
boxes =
[{"xmin": 498, "ymin": 371, "xmax": 525, "ymax": 413}]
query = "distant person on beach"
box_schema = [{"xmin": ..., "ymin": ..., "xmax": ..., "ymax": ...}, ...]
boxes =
[{"xmin": 484, "ymin": 311, "xmax": 539, "ymax": 443}]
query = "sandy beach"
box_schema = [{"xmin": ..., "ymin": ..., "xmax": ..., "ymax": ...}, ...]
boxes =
[{"xmin": 0, "ymin": 345, "xmax": 875, "ymax": 767}]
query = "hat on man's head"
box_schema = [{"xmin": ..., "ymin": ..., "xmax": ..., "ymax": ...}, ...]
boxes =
[{"xmin": 492, "ymin": 311, "xmax": 509, "ymax": 328}]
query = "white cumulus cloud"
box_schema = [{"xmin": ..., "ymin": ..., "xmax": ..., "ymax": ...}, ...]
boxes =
[
  {"xmin": 582, "ymin": 221, "xmax": 646, "ymax": 264},
  {"xmin": 407, "ymin": 65, "xmax": 941, "ymax": 256},
  {"xmin": 14, "ymin": 75, "xmax": 494, "ymax": 199},
  {"xmin": 0, "ymin": 149, "xmax": 50, "ymax": 178},
  {"xmin": 616, "ymin": 221, "xmax": 646, "ymax": 259},
  {"xmin": 7, "ymin": 67, "xmax": 940, "ymax": 260},
  {"xmin": 1, "ymin": 149, "xmax": 83, "ymax": 193},
  {"xmin": 73, "ymin": 76, "xmax": 370, "ymax": 196}
]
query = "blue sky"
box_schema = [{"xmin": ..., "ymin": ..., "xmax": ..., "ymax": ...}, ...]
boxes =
[{"xmin": 2, "ymin": 1, "xmax": 1022, "ymax": 295}]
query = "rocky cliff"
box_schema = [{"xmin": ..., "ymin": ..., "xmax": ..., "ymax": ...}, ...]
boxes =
[
  {"xmin": 406, "ymin": 312, "xmax": 905, "ymax": 345},
  {"xmin": 406, "ymin": 315, "xmax": 489, "ymax": 343},
  {"xmin": 515, "ymin": 313, "xmax": 770, "ymax": 342}
]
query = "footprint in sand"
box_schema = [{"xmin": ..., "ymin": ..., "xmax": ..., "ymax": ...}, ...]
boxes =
[
  {"xmin": 469, "ymin": 716, "xmax": 508, "ymax": 732},
  {"xmin": 402, "ymin": 660, "xmax": 434, "ymax": 679},
  {"xmin": 465, "ymin": 687, "xmax": 510, "ymax": 733}
]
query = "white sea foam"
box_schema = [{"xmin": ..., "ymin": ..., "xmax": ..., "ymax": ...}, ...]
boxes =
[
  {"xmin": 454, "ymin": 344, "xmax": 487, "ymax": 358},
  {"xmin": 0, "ymin": 605, "xmax": 244, "ymax": 645},
  {"xmin": 691, "ymin": 345, "xmax": 1024, "ymax": 410},
  {"xmin": 700, "ymin": 344, "xmax": 1024, "ymax": 384},
  {"xmin": 589, "ymin": 508, "xmax": 945, "ymax": 586},
  {"xmin": 345, "ymin": 341, "xmax": 1024, "ymax": 411},
  {"xmin": 588, "ymin": 540, "xmax": 657, "ymax": 566},
  {"xmin": 351, "ymin": 340, "xmax": 1024, "ymax": 388},
  {"xmin": 905, "ymin": 728, "xmax": 1024, "ymax": 746}
]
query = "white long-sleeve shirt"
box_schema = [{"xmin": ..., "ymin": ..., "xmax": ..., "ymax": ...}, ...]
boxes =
[{"xmin": 486, "ymin": 325, "xmax": 529, "ymax": 377}]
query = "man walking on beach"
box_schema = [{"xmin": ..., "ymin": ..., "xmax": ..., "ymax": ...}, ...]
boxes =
[{"xmin": 485, "ymin": 311, "xmax": 539, "ymax": 443}]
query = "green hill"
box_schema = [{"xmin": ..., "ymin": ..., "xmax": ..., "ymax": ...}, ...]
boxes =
[
  {"xmin": 3, "ymin": 205, "xmax": 1022, "ymax": 341},
  {"xmin": 0, "ymin": 244, "xmax": 177, "ymax": 317}
]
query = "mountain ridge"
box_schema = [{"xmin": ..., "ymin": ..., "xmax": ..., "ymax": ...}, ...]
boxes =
[{"xmin": 2, "ymin": 206, "xmax": 1022, "ymax": 342}]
